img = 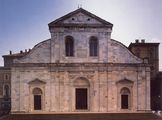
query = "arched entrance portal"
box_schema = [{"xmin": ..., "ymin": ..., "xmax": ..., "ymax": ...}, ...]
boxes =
[
  {"xmin": 73, "ymin": 77, "xmax": 90, "ymax": 110},
  {"xmin": 116, "ymin": 79, "xmax": 133, "ymax": 111},
  {"xmin": 120, "ymin": 87, "xmax": 131, "ymax": 109},
  {"xmin": 33, "ymin": 88, "xmax": 43, "ymax": 110}
]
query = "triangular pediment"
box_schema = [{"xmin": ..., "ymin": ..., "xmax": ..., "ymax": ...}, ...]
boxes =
[
  {"xmin": 48, "ymin": 8, "xmax": 113, "ymax": 28},
  {"xmin": 62, "ymin": 12, "xmax": 103, "ymax": 24},
  {"xmin": 28, "ymin": 78, "xmax": 46, "ymax": 84},
  {"xmin": 116, "ymin": 79, "xmax": 134, "ymax": 84}
]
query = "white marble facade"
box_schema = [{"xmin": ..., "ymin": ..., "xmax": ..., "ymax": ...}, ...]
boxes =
[{"xmin": 11, "ymin": 8, "xmax": 151, "ymax": 113}]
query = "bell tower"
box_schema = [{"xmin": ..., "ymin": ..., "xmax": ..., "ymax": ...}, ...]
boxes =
[{"xmin": 129, "ymin": 39, "xmax": 160, "ymax": 110}]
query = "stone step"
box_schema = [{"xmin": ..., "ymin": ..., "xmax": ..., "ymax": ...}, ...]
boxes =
[{"xmin": 0, "ymin": 113, "xmax": 161, "ymax": 120}]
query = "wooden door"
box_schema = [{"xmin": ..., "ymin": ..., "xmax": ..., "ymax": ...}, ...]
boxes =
[
  {"xmin": 121, "ymin": 95, "xmax": 128, "ymax": 109},
  {"xmin": 34, "ymin": 95, "xmax": 42, "ymax": 110},
  {"xmin": 75, "ymin": 88, "xmax": 88, "ymax": 110}
]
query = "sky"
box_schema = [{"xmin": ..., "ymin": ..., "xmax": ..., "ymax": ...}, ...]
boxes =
[{"xmin": 0, "ymin": 0, "xmax": 162, "ymax": 70}]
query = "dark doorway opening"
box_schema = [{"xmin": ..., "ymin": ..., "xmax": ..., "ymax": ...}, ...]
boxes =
[
  {"xmin": 121, "ymin": 95, "xmax": 128, "ymax": 109},
  {"xmin": 75, "ymin": 88, "xmax": 88, "ymax": 110},
  {"xmin": 34, "ymin": 95, "xmax": 42, "ymax": 110}
]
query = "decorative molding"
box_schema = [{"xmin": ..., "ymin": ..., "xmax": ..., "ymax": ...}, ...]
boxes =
[
  {"xmin": 28, "ymin": 78, "xmax": 46, "ymax": 85},
  {"xmin": 69, "ymin": 71, "xmax": 94, "ymax": 80},
  {"xmin": 116, "ymin": 78, "xmax": 134, "ymax": 85}
]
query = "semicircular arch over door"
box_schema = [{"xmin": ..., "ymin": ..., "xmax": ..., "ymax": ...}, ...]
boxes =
[
  {"xmin": 120, "ymin": 87, "xmax": 131, "ymax": 109},
  {"xmin": 73, "ymin": 77, "xmax": 90, "ymax": 111},
  {"xmin": 33, "ymin": 88, "xmax": 43, "ymax": 110},
  {"xmin": 116, "ymin": 79, "xmax": 133, "ymax": 111},
  {"xmin": 28, "ymin": 79, "xmax": 46, "ymax": 112}
]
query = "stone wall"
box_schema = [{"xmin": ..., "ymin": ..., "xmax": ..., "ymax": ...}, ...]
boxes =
[
  {"xmin": 15, "ymin": 30, "xmax": 142, "ymax": 64},
  {"xmin": 11, "ymin": 63, "xmax": 150, "ymax": 113},
  {"xmin": 14, "ymin": 39, "xmax": 51, "ymax": 63}
]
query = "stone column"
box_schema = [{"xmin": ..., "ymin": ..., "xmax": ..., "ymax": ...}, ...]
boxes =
[
  {"xmin": 99, "ymin": 71, "xmax": 108, "ymax": 112},
  {"xmin": 146, "ymin": 67, "xmax": 151, "ymax": 110},
  {"xmin": 92, "ymin": 71, "xmax": 99, "ymax": 112}
]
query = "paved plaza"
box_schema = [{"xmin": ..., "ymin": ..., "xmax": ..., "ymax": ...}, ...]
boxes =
[{"xmin": 0, "ymin": 113, "xmax": 161, "ymax": 120}]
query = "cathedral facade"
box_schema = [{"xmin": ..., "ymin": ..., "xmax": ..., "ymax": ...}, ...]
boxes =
[{"xmin": 2, "ymin": 8, "xmax": 154, "ymax": 113}]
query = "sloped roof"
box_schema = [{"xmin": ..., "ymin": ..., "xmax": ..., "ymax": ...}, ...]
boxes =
[
  {"xmin": 129, "ymin": 42, "xmax": 159, "ymax": 48},
  {"xmin": 2, "ymin": 52, "xmax": 29, "ymax": 57},
  {"xmin": 48, "ymin": 8, "xmax": 113, "ymax": 28}
]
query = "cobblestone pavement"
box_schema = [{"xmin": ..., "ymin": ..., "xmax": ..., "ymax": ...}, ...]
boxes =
[{"xmin": 0, "ymin": 113, "xmax": 161, "ymax": 120}]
